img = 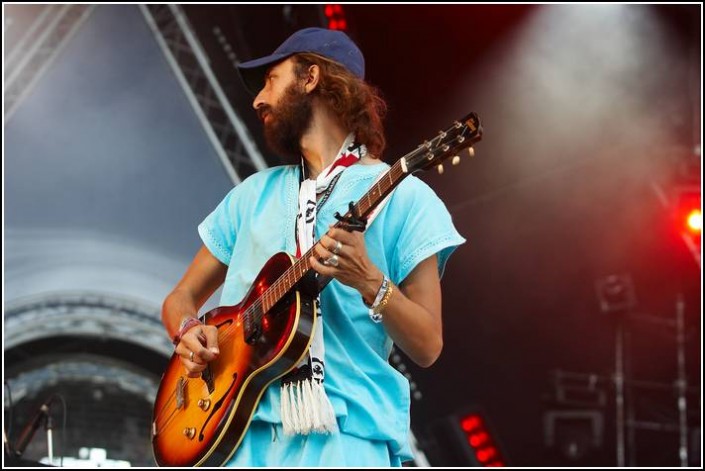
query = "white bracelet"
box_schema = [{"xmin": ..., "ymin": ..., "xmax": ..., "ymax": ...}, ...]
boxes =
[
  {"xmin": 370, "ymin": 276, "xmax": 389, "ymax": 309},
  {"xmin": 368, "ymin": 276, "xmax": 390, "ymax": 323}
]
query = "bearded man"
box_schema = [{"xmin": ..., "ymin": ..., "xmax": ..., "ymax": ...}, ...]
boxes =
[{"xmin": 161, "ymin": 27, "xmax": 465, "ymax": 467}]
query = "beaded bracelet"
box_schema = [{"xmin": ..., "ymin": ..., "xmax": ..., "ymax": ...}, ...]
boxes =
[{"xmin": 172, "ymin": 317, "xmax": 202, "ymax": 346}]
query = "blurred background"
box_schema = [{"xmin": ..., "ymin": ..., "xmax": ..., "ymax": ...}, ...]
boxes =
[{"xmin": 3, "ymin": 4, "xmax": 701, "ymax": 467}]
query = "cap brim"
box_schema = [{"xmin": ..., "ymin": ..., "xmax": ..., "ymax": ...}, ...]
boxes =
[{"xmin": 236, "ymin": 52, "xmax": 293, "ymax": 96}]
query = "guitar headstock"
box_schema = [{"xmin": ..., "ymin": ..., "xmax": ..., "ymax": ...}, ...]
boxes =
[{"xmin": 402, "ymin": 112, "xmax": 483, "ymax": 175}]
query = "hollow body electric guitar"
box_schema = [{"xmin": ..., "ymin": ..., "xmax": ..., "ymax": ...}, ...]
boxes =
[{"xmin": 151, "ymin": 113, "xmax": 483, "ymax": 467}]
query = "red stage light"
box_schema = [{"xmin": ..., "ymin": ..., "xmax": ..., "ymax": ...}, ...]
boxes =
[
  {"xmin": 461, "ymin": 415, "xmax": 482, "ymax": 432},
  {"xmin": 469, "ymin": 431, "xmax": 490, "ymax": 447},
  {"xmin": 324, "ymin": 4, "xmax": 347, "ymax": 31},
  {"xmin": 675, "ymin": 189, "xmax": 701, "ymax": 234},
  {"xmin": 686, "ymin": 209, "xmax": 701, "ymax": 233},
  {"xmin": 475, "ymin": 446, "xmax": 497, "ymax": 463},
  {"xmin": 456, "ymin": 411, "xmax": 506, "ymax": 466}
]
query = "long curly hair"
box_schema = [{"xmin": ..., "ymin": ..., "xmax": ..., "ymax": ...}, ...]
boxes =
[{"xmin": 293, "ymin": 53, "xmax": 388, "ymax": 159}]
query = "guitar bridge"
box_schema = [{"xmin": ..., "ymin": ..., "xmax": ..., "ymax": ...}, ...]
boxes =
[
  {"xmin": 176, "ymin": 376, "xmax": 186, "ymax": 409},
  {"xmin": 201, "ymin": 365, "xmax": 215, "ymax": 394}
]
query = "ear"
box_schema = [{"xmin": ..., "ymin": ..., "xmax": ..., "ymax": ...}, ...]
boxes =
[{"xmin": 303, "ymin": 64, "xmax": 320, "ymax": 94}]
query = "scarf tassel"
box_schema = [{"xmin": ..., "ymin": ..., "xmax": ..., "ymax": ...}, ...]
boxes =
[{"xmin": 280, "ymin": 379, "xmax": 338, "ymax": 435}]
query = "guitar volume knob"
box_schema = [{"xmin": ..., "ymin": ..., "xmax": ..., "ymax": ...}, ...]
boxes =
[
  {"xmin": 183, "ymin": 427, "xmax": 196, "ymax": 440},
  {"xmin": 198, "ymin": 399, "xmax": 211, "ymax": 411}
]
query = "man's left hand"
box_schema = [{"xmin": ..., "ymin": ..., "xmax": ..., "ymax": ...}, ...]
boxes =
[{"xmin": 310, "ymin": 226, "xmax": 383, "ymax": 304}]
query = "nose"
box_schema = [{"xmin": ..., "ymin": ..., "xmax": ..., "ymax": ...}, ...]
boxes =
[{"xmin": 253, "ymin": 88, "xmax": 266, "ymax": 111}]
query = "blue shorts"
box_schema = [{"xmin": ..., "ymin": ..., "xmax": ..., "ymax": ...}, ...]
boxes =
[{"xmin": 225, "ymin": 421, "xmax": 402, "ymax": 467}]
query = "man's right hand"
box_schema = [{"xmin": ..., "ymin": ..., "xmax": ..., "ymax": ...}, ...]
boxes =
[
  {"xmin": 173, "ymin": 322, "xmax": 220, "ymax": 377},
  {"xmin": 162, "ymin": 245, "xmax": 228, "ymax": 377}
]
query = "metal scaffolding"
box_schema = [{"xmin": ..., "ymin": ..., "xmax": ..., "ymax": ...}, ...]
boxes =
[
  {"xmin": 140, "ymin": 4, "xmax": 268, "ymax": 184},
  {"xmin": 4, "ymin": 5, "xmax": 94, "ymax": 121}
]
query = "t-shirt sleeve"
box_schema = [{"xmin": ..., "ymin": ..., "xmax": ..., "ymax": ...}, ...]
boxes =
[
  {"xmin": 197, "ymin": 185, "xmax": 243, "ymax": 266},
  {"xmin": 388, "ymin": 177, "xmax": 466, "ymax": 285}
]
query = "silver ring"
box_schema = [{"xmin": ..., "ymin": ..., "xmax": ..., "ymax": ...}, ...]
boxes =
[
  {"xmin": 189, "ymin": 351, "xmax": 195, "ymax": 362},
  {"xmin": 326, "ymin": 254, "xmax": 339, "ymax": 267},
  {"xmin": 332, "ymin": 240, "xmax": 343, "ymax": 255}
]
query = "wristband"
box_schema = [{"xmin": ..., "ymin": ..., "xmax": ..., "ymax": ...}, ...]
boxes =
[{"xmin": 172, "ymin": 317, "xmax": 202, "ymax": 346}]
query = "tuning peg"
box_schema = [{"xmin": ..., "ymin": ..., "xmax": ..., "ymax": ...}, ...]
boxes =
[
  {"xmin": 467, "ymin": 147, "xmax": 475, "ymax": 157},
  {"xmin": 437, "ymin": 164, "xmax": 444, "ymax": 175},
  {"xmin": 451, "ymin": 156, "xmax": 461, "ymax": 166}
]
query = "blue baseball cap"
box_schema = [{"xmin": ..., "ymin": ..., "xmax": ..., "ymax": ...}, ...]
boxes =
[{"xmin": 236, "ymin": 27, "xmax": 365, "ymax": 95}]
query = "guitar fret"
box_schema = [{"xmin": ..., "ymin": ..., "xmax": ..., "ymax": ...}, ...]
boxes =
[
  {"xmin": 261, "ymin": 294, "xmax": 268, "ymax": 313},
  {"xmin": 268, "ymin": 289, "xmax": 275, "ymax": 309}
]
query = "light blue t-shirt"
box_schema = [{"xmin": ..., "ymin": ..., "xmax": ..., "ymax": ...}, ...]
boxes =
[{"xmin": 198, "ymin": 162, "xmax": 465, "ymax": 462}]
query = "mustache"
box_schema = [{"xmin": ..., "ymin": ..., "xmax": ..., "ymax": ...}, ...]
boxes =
[{"xmin": 256, "ymin": 105, "xmax": 272, "ymax": 122}]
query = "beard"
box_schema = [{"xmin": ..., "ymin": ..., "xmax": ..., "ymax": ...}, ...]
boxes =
[{"xmin": 258, "ymin": 82, "xmax": 313, "ymax": 162}]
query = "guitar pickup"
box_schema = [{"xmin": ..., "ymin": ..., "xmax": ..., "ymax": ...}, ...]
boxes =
[{"xmin": 243, "ymin": 309, "xmax": 262, "ymax": 345}]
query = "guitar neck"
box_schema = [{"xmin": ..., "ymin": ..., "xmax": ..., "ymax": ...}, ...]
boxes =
[
  {"xmin": 254, "ymin": 111, "xmax": 483, "ymax": 315},
  {"xmin": 260, "ymin": 160, "xmax": 408, "ymax": 312}
]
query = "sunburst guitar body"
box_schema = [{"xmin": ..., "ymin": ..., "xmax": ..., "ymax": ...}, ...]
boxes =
[{"xmin": 151, "ymin": 253, "xmax": 316, "ymax": 467}]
